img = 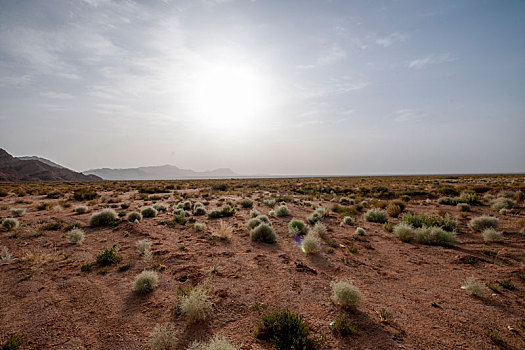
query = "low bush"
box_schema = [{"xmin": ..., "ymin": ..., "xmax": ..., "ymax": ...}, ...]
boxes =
[
  {"xmin": 339, "ymin": 197, "xmax": 354, "ymax": 205},
  {"xmin": 456, "ymin": 203, "xmax": 470, "ymax": 212},
  {"xmin": 179, "ymin": 284, "xmax": 213, "ymax": 323},
  {"xmin": 355, "ymin": 227, "xmax": 366, "ymax": 236},
  {"xmin": 133, "ymin": 270, "xmax": 159, "ymax": 294},
  {"xmin": 256, "ymin": 309, "xmax": 319, "ymax": 350},
  {"xmin": 303, "ymin": 233, "xmax": 321, "ymax": 254},
  {"xmin": 2, "ymin": 218, "xmax": 19, "ymax": 231},
  {"xmin": 89, "ymin": 209, "xmax": 118, "ymax": 227},
  {"xmin": 394, "ymin": 222, "xmax": 414, "ymax": 242},
  {"xmin": 127, "ymin": 211, "xmax": 142, "ymax": 223},
  {"xmin": 401, "ymin": 212, "xmax": 457, "ymax": 232},
  {"xmin": 250, "ymin": 209, "xmax": 260, "ymax": 218},
  {"xmin": 414, "ymin": 226, "xmax": 456, "ymax": 246},
  {"xmin": 331, "ymin": 280, "xmax": 361, "ymax": 309},
  {"xmin": 274, "ymin": 205, "xmax": 290, "ymax": 217},
  {"xmin": 149, "ymin": 323, "xmax": 177, "ymax": 350},
  {"xmin": 96, "ymin": 245, "xmax": 121, "ymax": 266},
  {"xmin": 246, "ymin": 218, "xmax": 262, "ymax": 230},
  {"xmin": 10, "ymin": 208, "xmax": 25, "ymax": 217},
  {"xmin": 364, "ymin": 208, "xmax": 387, "ymax": 223},
  {"xmin": 490, "ymin": 197, "xmax": 515, "ymax": 210},
  {"xmin": 250, "ymin": 223, "xmax": 277, "ymax": 243},
  {"xmin": 141, "ymin": 207, "xmax": 158, "ymax": 218},
  {"xmin": 469, "ymin": 215, "xmax": 499, "ymax": 232},
  {"xmin": 482, "ymin": 228, "xmax": 503, "ymax": 243},
  {"xmin": 343, "ymin": 216, "xmax": 354, "ymax": 225},
  {"xmin": 462, "ymin": 276, "xmax": 487, "ymax": 297},
  {"xmin": 153, "ymin": 203, "xmax": 168, "ymax": 212},
  {"xmin": 288, "ymin": 219, "xmax": 308, "ymax": 236},
  {"xmin": 67, "ymin": 228, "xmax": 85, "ymax": 245},
  {"xmin": 74, "ymin": 205, "xmax": 88, "ymax": 214},
  {"xmin": 239, "ymin": 198, "xmax": 254, "ymax": 209}
]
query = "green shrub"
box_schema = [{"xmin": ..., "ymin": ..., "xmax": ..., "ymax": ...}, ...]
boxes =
[
  {"xmin": 250, "ymin": 209, "xmax": 260, "ymax": 218},
  {"xmin": 468, "ymin": 215, "xmax": 499, "ymax": 232},
  {"xmin": 149, "ymin": 323, "xmax": 177, "ymax": 350},
  {"xmin": 355, "ymin": 227, "xmax": 366, "ymax": 236},
  {"xmin": 383, "ymin": 222, "xmax": 394, "ymax": 232},
  {"xmin": 194, "ymin": 222, "xmax": 206, "ymax": 231},
  {"xmin": 179, "ymin": 284, "xmax": 213, "ymax": 323},
  {"xmin": 394, "ymin": 222, "xmax": 414, "ymax": 242},
  {"xmin": 1, "ymin": 332, "xmax": 26, "ymax": 350},
  {"xmin": 274, "ymin": 205, "xmax": 290, "ymax": 217},
  {"xmin": 256, "ymin": 309, "xmax": 319, "ymax": 350},
  {"xmin": 246, "ymin": 218, "xmax": 262, "ymax": 230},
  {"xmin": 250, "ymin": 223, "xmax": 277, "ymax": 243},
  {"xmin": 331, "ymin": 280, "xmax": 361, "ymax": 309},
  {"xmin": 239, "ymin": 198, "xmax": 254, "ymax": 209},
  {"xmin": 67, "ymin": 228, "xmax": 85, "ymax": 245},
  {"xmin": 73, "ymin": 188, "xmax": 99, "ymax": 201},
  {"xmin": 10, "ymin": 208, "xmax": 25, "ymax": 217},
  {"xmin": 414, "ymin": 226, "xmax": 456, "ymax": 246},
  {"xmin": 89, "ymin": 209, "xmax": 118, "ymax": 227},
  {"xmin": 438, "ymin": 197, "xmax": 457, "ymax": 205},
  {"xmin": 153, "ymin": 203, "xmax": 168, "ymax": 212},
  {"xmin": 339, "ymin": 197, "xmax": 354, "ymax": 205},
  {"xmin": 120, "ymin": 203, "xmax": 130, "ymax": 209},
  {"xmin": 343, "ymin": 216, "xmax": 354, "ymax": 225},
  {"xmin": 208, "ymin": 205, "xmax": 235, "ymax": 219},
  {"xmin": 364, "ymin": 208, "xmax": 387, "ymax": 223},
  {"xmin": 133, "ymin": 270, "xmax": 159, "ymax": 294},
  {"xmin": 193, "ymin": 203, "xmax": 207, "ymax": 216},
  {"xmin": 330, "ymin": 315, "xmax": 357, "ymax": 336},
  {"xmin": 96, "ymin": 245, "xmax": 121, "ymax": 266},
  {"xmin": 401, "ymin": 212, "xmax": 457, "ymax": 232},
  {"xmin": 2, "ymin": 218, "xmax": 19, "ymax": 231},
  {"xmin": 307, "ymin": 208, "xmax": 327, "ymax": 224},
  {"xmin": 257, "ymin": 215, "xmax": 271, "ymax": 225},
  {"xmin": 127, "ymin": 211, "xmax": 142, "ymax": 222},
  {"xmin": 141, "ymin": 207, "xmax": 158, "ymax": 218},
  {"xmin": 289, "ymin": 219, "xmax": 308, "ymax": 235}
]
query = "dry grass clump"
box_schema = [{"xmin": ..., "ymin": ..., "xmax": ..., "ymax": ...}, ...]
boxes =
[
  {"xmin": 132, "ymin": 270, "xmax": 159, "ymax": 294},
  {"xmin": 141, "ymin": 206, "xmax": 158, "ymax": 218},
  {"xmin": 67, "ymin": 228, "xmax": 85, "ymax": 245},
  {"xmin": 364, "ymin": 208, "xmax": 387, "ymax": 223},
  {"xmin": 136, "ymin": 239, "xmax": 152, "ymax": 259},
  {"xmin": 89, "ymin": 209, "xmax": 117, "ymax": 227},
  {"xmin": 179, "ymin": 283, "xmax": 213, "ymax": 323},
  {"xmin": 339, "ymin": 197, "xmax": 354, "ymax": 205},
  {"xmin": 211, "ymin": 221, "xmax": 233, "ymax": 241},
  {"xmin": 1, "ymin": 247, "xmax": 14, "ymax": 264},
  {"xmin": 10, "ymin": 208, "xmax": 26, "ymax": 217},
  {"xmin": 310, "ymin": 222, "xmax": 327, "ymax": 237},
  {"xmin": 194, "ymin": 222, "xmax": 206, "ymax": 232},
  {"xmin": 331, "ymin": 280, "xmax": 362, "ymax": 309},
  {"xmin": 482, "ymin": 228, "xmax": 503, "ymax": 243},
  {"xmin": 303, "ymin": 233, "xmax": 321, "ymax": 254},
  {"xmin": 456, "ymin": 203, "xmax": 470, "ymax": 212},
  {"xmin": 394, "ymin": 222, "xmax": 414, "ymax": 242},
  {"xmin": 149, "ymin": 323, "xmax": 177, "ymax": 350},
  {"xmin": 152, "ymin": 203, "xmax": 168, "ymax": 212},
  {"xmin": 187, "ymin": 335, "xmax": 238, "ymax": 350},
  {"xmin": 2, "ymin": 218, "xmax": 19, "ymax": 231},
  {"xmin": 414, "ymin": 226, "xmax": 456, "ymax": 246},
  {"xmin": 461, "ymin": 276, "xmax": 487, "ymax": 297},
  {"xmin": 468, "ymin": 215, "xmax": 499, "ymax": 232},
  {"xmin": 250, "ymin": 223, "xmax": 277, "ymax": 243},
  {"xmin": 74, "ymin": 205, "xmax": 89, "ymax": 214},
  {"xmin": 491, "ymin": 197, "xmax": 515, "ymax": 210}
]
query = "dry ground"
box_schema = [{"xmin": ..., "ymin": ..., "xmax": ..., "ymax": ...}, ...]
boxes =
[{"xmin": 1, "ymin": 175, "xmax": 525, "ymax": 349}]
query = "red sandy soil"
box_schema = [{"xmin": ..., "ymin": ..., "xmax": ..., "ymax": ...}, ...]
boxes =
[{"xmin": 1, "ymin": 178, "xmax": 524, "ymax": 349}]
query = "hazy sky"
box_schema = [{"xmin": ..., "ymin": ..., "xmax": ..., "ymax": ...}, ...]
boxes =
[{"xmin": 1, "ymin": 0, "xmax": 524, "ymax": 175}]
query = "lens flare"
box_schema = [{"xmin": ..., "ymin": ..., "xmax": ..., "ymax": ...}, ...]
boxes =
[{"xmin": 294, "ymin": 234, "xmax": 306, "ymax": 253}]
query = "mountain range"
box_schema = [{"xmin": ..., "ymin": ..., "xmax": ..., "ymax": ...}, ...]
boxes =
[
  {"xmin": 0, "ymin": 149, "xmax": 101, "ymax": 182},
  {"xmin": 83, "ymin": 165, "xmax": 238, "ymax": 180},
  {"xmin": 0, "ymin": 148, "xmax": 239, "ymax": 181}
]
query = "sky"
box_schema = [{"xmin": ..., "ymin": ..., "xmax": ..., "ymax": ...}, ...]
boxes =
[{"xmin": 0, "ymin": 0, "xmax": 524, "ymax": 175}]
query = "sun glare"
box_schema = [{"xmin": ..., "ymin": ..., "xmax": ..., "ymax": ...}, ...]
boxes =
[{"xmin": 189, "ymin": 62, "xmax": 268, "ymax": 133}]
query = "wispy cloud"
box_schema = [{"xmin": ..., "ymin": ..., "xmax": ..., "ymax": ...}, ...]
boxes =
[
  {"xmin": 374, "ymin": 32, "xmax": 407, "ymax": 47},
  {"xmin": 407, "ymin": 53, "xmax": 456, "ymax": 69},
  {"xmin": 40, "ymin": 92, "xmax": 74, "ymax": 99},
  {"xmin": 393, "ymin": 109, "xmax": 425, "ymax": 122}
]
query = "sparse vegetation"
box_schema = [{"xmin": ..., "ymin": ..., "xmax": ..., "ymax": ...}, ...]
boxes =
[
  {"xmin": 250, "ymin": 223, "xmax": 277, "ymax": 243},
  {"xmin": 274, "ymin": 205, "xmax": 290, "ymax": 217},
  {"xmin": 211, "ymin": 220, "xmax": 233, "ymax": 241},
  {"xmin": 331, "ymin": 280, "xmax": 361, "ymax": 309},
  {"xmin": 364, "ymin": 208, "xmax": 387, "ymax": 223},
  {"xmin": 289, "ymin": 218, "xmax": 308, "ymax": 235},
  {"xmin": 469, "ymin": 215, "xmax": 499, "ymax": 232},
  {"xmin": 96, "ymin": 245, "xmax": 121, "ymax": 266},
  {"xmin": 148, "ymin": 323, "xmax": 177, "ymax": 350},
  {"xmin": 179, "ymin": 283, "xmax": 213, "ymax": 323},
  {"xmin": 256, "ymin": 309, "xmax": 319, "ymax": 350},
  {"xmin": 482, "ymin": 228, "xmax": 503, "ymax": 243},
  {"xmin": 67, "ymin": 228, "xmax": 85, "ymax": 245},
  {"xmin": 132, "ymin": 270, "xmax": 159, "ymax": 294},
  {"xmin": 141, "ymin": 206, "xmax": 158, "ymax": 218},
  {"xmin": 10, "ymin": 208, "xmax": 25, "ymax": 217},
  {"xmin": 462, "ymin": 276, "xmax": 486, "ymax": 297},
  {"xmin": 89, "ymin": 209, "xmax": 118, "ymax": 227},
  {"xmin": 74, "ymin": 205, "xmax": 88, "ymax": 214},
  {"xmin": 303, "ymin": 232, "xmax": 321, "ymax": 254},
  {"xmin": 2, "ymin": 218, "xmax": 19, "ymax": 231},
  {"xmin": 343, "ymin": 216, "xmax": 354, "ymax": 225}
]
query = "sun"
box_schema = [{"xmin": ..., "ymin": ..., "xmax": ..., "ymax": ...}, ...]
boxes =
[{"xmin": 188, "ymin": 62, "xmax": 268, "ymax": 133}]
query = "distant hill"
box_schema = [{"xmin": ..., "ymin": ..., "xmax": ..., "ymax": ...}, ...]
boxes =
[
  {"xmin": 18, "ymin": 156, "xmax": 67, "ymax": 169},
  {"xmin": 0, "ymin": 149, "xmax": 101, "ymax": 182},
  {"xmin": 84, "ymin": 164, "xmax": 238, "ymax": 180}
]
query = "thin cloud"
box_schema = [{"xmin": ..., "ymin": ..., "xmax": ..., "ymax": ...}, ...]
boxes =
[
  {"xmin": 375, "ymin": 32, "xmax": 408, "ymax": 47},
  {"xmin": 40, "ymin": 92, "xmax": 74, "ymax": 99},
  {"xmin": 407, "ymin": 53, "xmax": 456, "ymax": 69},
  {"xmin": 393, "ymin": 109, "xmax": 425, "ymax": 122}
]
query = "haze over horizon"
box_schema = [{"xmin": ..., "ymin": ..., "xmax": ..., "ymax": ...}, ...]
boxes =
[{"xmin": 1, "ymin": 0, "xmax": 524, "ymax": 176}]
